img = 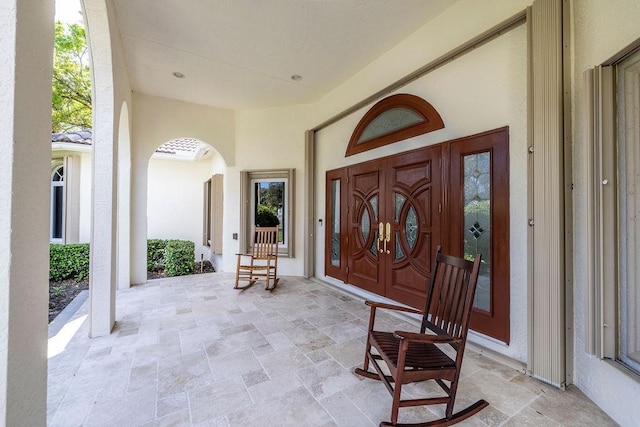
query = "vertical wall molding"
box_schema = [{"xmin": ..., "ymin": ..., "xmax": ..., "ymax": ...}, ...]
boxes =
[
  {"xmin": 210, "ymin": 174, "xmax": 224, "ymax": 254},
  {"xmin": 64, "ymin": 155, "xmax": 82, "ymax": 243},
  {"xmin": 528, "ymin": 0, "xmax": 566, "ymax": 387},
  {"xmin": 304, "ymin": 130, "xmax": 315, "ymax": 278}
]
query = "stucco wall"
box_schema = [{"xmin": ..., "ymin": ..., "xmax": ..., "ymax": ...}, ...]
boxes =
[
  {"xmin": 571, "ymin": 0, "xmax": 640, "ymax": 425},
  {"xmin": 79, "ymin": 151, "xmax": 93, "ymax": 242},
  {"xmin": 147, "ymin": 156, "xmax": 220, "ymax": 261},
  {"xmin": 312, "ymin": 0, "xmax": 532, "ymax": 124},
  {"xmin": 225, "ymin": 105, "xmax": 313, "ymax": 274},
  {"xmin": 130, "ymin": 93, "xmax": 235, "ymax": 283},
  {"xmin": 314, "ymin": 23, "xmax": 528, "ymax": 362}
]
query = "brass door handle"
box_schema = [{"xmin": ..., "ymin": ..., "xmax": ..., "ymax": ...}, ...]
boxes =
[
  {"xmin": 377, "ymin": 222, "xmax": 384, "ymax": 253},
  {"xmin": 384, "ymin": 222, "xmax": 391, "ymax": 254}
]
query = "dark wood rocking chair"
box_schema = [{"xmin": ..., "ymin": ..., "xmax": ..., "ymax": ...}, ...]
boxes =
[
  {"xmin": 234, "ymin": 226, "xmax": 280, "ymax": 291},
  {"xmin": 354, "ymin": 246, "xmax": 488, "ymax": 426}
]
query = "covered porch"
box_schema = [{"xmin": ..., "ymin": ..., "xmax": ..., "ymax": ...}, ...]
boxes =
[
  {"xmin": 3, "ymin": 0, "xmax": 640, "ymax": 424},
  {"xmin": 47, "ymin": 273, "xmax": 614, "ymax": 426}
]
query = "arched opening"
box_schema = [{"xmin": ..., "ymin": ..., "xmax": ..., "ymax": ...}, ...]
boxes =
[{"xmin": 145, "ymin": 137, "xmax": 226, "ymax": 276}]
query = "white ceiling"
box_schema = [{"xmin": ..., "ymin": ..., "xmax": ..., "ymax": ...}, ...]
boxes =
[{"xmin": 112, "ymin": 0, "xmax": 456, "ymax": 110}]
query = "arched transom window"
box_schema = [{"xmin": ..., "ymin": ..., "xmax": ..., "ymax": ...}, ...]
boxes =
[{"xmin": 345, "ymin": 93, "xmax": 444, "ymax": 157}]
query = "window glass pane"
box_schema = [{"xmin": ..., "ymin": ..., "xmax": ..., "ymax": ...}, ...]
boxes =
[
  {"xmin": 330, "ymin": 179, "xmax": 340, "ymax": 267},
  {"xmin": 357, "ymin": 108, "xmax": 424, "ymax": 144},
  {"xmin": 254, "ymin": 180, "xmax": 285, "ymax": 244},
  {"xmin": 406, "ymin": 204, "xmax": 418, "ymax": 250},
  {"xmin": 617, "ymin": 52, "xmax": 640, "ymax": 374},
  {"xmin": 361, "ymin": 206, "xmax": 370, "ymax": 244},
  {"xmin": 53, "ymin": 166, "xmax": 64, "ymax": 182},
  {"xmin": 370, "ymin": 231, "xmax": 378, "ymax": 255},
  {"xmin": 370, "ymin": 195, "xmax": 378, "ymax": 222},
  {"xmin": 464, "ymin": 152, "xmax": 491, "ymax": 312},
  {"xmin": 395, "ymin": 193, "xmax": 405, "ymax": 222},
  {"xmin": 394, "ymin": 231, "xmax": 404, "ymax": 260},
  {"xmin": 52, "ymin": 186, "xmax": 64, "ymax": 239}
]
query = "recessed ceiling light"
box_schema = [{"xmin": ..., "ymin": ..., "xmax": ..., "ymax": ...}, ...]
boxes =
[
  {"xmin": 173, "ymin": 71, "xmax": 185, "ymax": 78},
  {"xmin": 291, "ymin": 74, "xmax": 302, "ymax": 81}
]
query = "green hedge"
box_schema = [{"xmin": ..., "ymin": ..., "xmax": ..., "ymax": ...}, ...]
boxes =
[
  {"xmin": 256, "ymin": 204, "xmax": 280, "ymax": 227},
  {"xmin": 50, "ymin": 238, "xmax": 196, "ymax": 281},
  {"xmin": 164, "ymin": 240, "xmax": 195, "ymax": 277},
  {"xmin": 50, "ymin": 243, "xmax": 90, "ymax": 281},
  {"xmin": 147, "ymin": 239, "xmax": 167, "ymax": 270}
]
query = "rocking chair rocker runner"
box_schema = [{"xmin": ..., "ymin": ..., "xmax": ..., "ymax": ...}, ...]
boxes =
[
  {"xmin": 354, "ymin": 246, "xmax": 488, "ymax": 426},
  {"xmin": 234, "ymin": 226, "xmax": 280, "ymax": 291}
]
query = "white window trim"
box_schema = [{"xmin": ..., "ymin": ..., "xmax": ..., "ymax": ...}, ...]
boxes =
[
  {"xmin": 50, "ymin": 163, "xmax": 65, "ymax": 244},
  {"xmin": 250, "ymin": 177, "xmax": 288, "ymax": 250}
]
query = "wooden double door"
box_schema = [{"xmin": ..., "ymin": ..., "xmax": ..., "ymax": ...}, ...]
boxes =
[
  {"xmin": 347, "ymin": 146, "xmax": 441, "ymax": 307},
  {"xmin": 326, "ymin": 127, "xmax": 510, "ymax": 343}
]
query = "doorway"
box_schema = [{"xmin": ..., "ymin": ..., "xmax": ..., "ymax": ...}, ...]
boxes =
[{"xmin": 326, "ymin": 127, "xmax": 510, "ymax": 343}]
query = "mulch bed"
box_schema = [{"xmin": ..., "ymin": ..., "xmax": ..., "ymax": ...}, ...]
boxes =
[
  {"xmin": 49, "ymin": 260, "xmax": 215, "ymax": 323},
  {"xmin": 49, "ymin": 279, "xmax": 89, "ymax": 322}
]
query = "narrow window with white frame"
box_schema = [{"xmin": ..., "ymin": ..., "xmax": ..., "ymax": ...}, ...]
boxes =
[{"xmin": 51, "ymin": 165, "xmax": 65, "ymax": 243}]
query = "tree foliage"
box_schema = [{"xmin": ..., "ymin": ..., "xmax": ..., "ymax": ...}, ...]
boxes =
[
  {"xmin": 258, "ymin": 182, "xmax": 284, "ymax": 209},
  {"xmin": 52, "ymin": 21, "xmax": 92, "ymax": 132}
]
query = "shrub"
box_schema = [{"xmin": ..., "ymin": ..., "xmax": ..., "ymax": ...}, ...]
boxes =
[
  {"xmin": 147, "ymin": 239, "xmax": 167, "ymax": 270},
  {"xmin": 164, "ymin": 240, "xmax": 195, "ymax": 277},
  {"xmin": 255, "ymin": 204, "xmax": 280, "ymax": 227},
  {"xmin": 50, "ymin": 243, "xmax": 90, "ymax": 281}
]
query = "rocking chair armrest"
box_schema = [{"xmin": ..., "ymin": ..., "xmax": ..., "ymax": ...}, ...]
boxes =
[
  {"xmin": 364, "ymin": 301, "xmax": 425, "ymax": 316},
  {"xmin": 393, "ymin": 330, "xmax": 462, "ymax": 345}
]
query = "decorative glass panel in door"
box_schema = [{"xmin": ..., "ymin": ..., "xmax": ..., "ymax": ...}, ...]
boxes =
[
  {"xmin": 463, "ymin": 152, "xmax": 491, "ymax": 312},
  {"xmin": 330, "ymin": 179, "xmax": 340, "ymax": 267},
  {"xmin": 449, "ymin": 127, "xmax": 510, "ymax": 344},
  {"xmin": 325, "ymin": 169, "xmax": 347, "ymax": 281}
]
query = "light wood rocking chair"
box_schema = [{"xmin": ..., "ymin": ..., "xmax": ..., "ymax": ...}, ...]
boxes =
[
  {"xmin": 234, "ymin": 226, "xmax": 280, "ymax": 291},
  {"xmin": 354, "ymin": 246, "xmax": 488, "ymax": 426}
]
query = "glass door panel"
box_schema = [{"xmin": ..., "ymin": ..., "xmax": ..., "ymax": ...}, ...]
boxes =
[
  {"xmin": 330, "ymin": 178, "xmax": 341, "ymax": 267},
  {"xmin": 463, "ymin": 152, "xmax": 491, "ymax": 312}
]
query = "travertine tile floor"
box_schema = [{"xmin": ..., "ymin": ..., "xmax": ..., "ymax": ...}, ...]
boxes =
[{"xmin": 47, "ymin": 273, "xmax": 616, "ymax": 426}]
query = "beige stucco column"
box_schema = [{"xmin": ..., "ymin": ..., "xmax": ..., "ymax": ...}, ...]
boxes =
[
  {"xmin": 130, "ymin": 154, "xmax": 149, "ymax": 285},
  {"xmin": 0, "ymin": 0, "xmax": 54, "ymax": 424},
  {"xmin": 85, "ymin": 0, "xmax": 117, "ymax": 337}
]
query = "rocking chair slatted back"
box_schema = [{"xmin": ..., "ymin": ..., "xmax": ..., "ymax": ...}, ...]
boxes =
[
  {"xmin": 251, "ymin": 226, "xmax": 279, "ymax": 259},
  {"xmin": 422, "ymin": 252, "xmax": 479, "ymax": 349}
]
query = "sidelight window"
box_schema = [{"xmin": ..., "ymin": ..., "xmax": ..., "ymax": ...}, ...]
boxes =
[{"xmin": 463, "ymin": 152, "xmax": 492, "ymax": 312}]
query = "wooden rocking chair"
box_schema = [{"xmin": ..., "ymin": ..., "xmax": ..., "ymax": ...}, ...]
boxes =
[
  {"xmin": 354, "ymin": 246, "xmax": 488, "ymax": 426},
  {"xmin": 234, "ymin": 226, "xmax": 280, "ymax": 291}
]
